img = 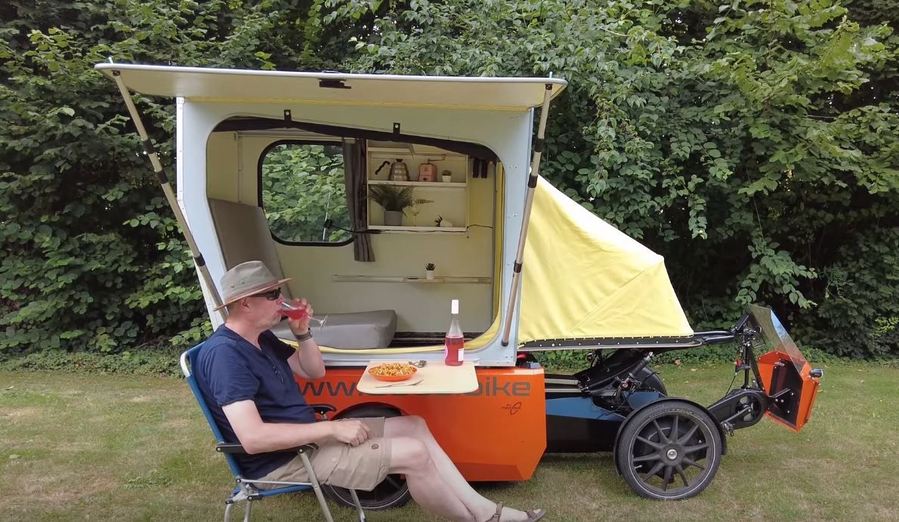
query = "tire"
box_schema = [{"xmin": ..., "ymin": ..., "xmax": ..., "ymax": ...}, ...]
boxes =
[
  {"xmin": 615, "ymin": 400, "xmax": 722, "ymax": 500},
  {"xmin": 637, "ymin": 366, "xmax": 667, "ymax": 395},
  {"xmin": 320, "ymin": 404, "xmax": 412, "ymax": 510}
]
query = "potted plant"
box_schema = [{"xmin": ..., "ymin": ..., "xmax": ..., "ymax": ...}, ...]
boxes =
[
  {"xmin": 368, "ymin": 185, "xmax": 432, "ymax": 226},
  {"xmin": 441, "ymin": 169, "xmax": 453, "ymax": 183},
  {"xmin": 434, "ymin": 215, "xmax": 454, "ymax": 228},
  {"xmin": 425, "ymin": 262, "xmax": 436, "ymax": 280}
]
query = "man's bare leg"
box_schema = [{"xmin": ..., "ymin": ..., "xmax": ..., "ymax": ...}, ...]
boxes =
[
  {"xmin": 387, "ymin": 436, "xmax": 472, "ymax": 521},
  {"xmin": 385, "ymin": 416, "xmax": 531, "ymax": 522}
]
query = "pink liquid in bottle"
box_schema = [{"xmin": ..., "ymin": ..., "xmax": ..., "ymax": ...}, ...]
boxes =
[
  {"xmin": 444, "ymin": 335, "xmax": 464, "ymax": 366},
  {"xmin": 444, "ymin": 299, "xmax": 464, "ymax": 366}
]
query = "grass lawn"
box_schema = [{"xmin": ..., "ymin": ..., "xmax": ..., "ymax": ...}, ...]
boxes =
[{"xmin": 1, "ymin": 361, "xmax": 897, "ymax": 521}]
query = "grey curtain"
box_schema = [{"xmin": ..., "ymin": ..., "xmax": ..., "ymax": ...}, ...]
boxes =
[{"xmin": 343, "ymin": 140, "xmax": 374, "ymax": 262}]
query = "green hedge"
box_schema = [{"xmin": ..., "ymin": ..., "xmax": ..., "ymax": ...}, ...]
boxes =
[{"xmin": 1, "ymin": 0, "xmax": 897, "ymax": 360}]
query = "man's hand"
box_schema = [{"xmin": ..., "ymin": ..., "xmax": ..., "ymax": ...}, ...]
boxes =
[
  {"xmin": 286, "ymin": 297, "xmax": 313, "ymax": 335},
  {"xmin": 330, "ymin": 419, "xmax": 371, "ymax": 446}
]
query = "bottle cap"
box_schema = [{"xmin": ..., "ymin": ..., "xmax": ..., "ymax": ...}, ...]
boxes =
[{"xmin": 451, "ymin": 299, "xmax": 459, "ymax": 314}]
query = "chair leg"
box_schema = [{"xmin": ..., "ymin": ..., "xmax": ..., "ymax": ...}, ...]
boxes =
[
  {"xmin": 299, "ymin": 451, "xmax": 335, "ymax": 522},
  {"xmin": 349, "ymin": 489, "xmax": 366, "ymax": 522},
  {"xmin": 224, "ymin": 501, "xmax": 233, "ymax": 522},
  {"xmin": 242, "ymin": 500, "xmax": 252, "ymax": 522}
]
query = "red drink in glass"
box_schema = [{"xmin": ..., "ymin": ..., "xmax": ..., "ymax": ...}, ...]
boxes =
[{"xmin": 280, "ymin": 302, "xmax": 308, "ymax": 320}]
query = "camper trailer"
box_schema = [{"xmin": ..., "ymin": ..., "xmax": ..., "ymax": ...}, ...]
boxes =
[{"xmin": 99, "ymin": 63, "xmax": 822, "ymax": 506}]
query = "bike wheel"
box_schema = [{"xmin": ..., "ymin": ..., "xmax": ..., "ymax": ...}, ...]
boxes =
[
  {"xmin": 321, "ymin": 404, "xmax": 411, "ymax": 510},
  {"xmin": 615, "ymin": 400, "xmax": 722, "ymax": 500}
]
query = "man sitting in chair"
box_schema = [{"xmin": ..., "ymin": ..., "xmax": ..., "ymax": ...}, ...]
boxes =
[{"xmin": 195, "ymin": 260, "xmax": 545, "ymax": 522}]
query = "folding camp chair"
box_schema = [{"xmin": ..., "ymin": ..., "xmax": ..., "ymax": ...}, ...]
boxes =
[{"xmin": 180, "ymin": 345, "xmax": 366, "ymax": 522}]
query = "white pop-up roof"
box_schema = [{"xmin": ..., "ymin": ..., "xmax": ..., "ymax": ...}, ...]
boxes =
[{"xmin": 95, "ymin": 63, "xmax": 567, "ymax": 111}]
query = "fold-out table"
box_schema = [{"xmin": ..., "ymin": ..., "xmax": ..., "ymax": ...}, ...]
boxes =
[{"xmin": 356, "ymin": 360, "xmax": 479, "ymax": 395}]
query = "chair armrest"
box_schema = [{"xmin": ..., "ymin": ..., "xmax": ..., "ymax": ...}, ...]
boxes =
[
  {"xmin": 216, "ymin": 442, "xmax": 318, "ymax": 455},
  {"xmin": 216, "ymin": 443, "xmax": 248, "ymax": 454}
]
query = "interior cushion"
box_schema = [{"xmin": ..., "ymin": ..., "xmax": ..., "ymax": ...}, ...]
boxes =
[{"xmin": 271, "ymin": 310, "xmax": 397, "ymax": 349}]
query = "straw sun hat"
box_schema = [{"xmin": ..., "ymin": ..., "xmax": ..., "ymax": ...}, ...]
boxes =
[{"xmin": 215, "ymin": 260, "xmax": 290, "ymax": 310}]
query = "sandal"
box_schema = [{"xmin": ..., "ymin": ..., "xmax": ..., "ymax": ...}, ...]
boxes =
[
  {"xmin": 485, "ymin": 502, "xmax": 503, "ymax": 522},
  {"xmin": 484, "ymin": 502, "xmax": 547, "ymax": 522},
  {"xmin": 525, "ymin": 508, "xmax": 546, "ymax": 521}
]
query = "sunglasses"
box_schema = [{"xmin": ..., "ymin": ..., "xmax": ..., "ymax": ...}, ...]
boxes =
[{"xmin": 249, "ymin": 288, "xmax": 281, "ymax": 301}]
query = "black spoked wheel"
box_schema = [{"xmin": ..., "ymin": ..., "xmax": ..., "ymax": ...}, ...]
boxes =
[
  {"xmin": 323, "ymin": 473, "xmax": 410, "ymax": 510},
  {"xmin": 616, "ymin": 400, "xmax": 722, "ymax": 500},
  {"xmin": 321, "ymin": 405, "xmax": 411, "ymax": 510}
]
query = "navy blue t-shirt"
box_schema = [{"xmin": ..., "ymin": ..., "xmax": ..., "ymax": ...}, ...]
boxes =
[{"xmin": 195, "ymin": 325, "xmax": 316, "ymax": 479}]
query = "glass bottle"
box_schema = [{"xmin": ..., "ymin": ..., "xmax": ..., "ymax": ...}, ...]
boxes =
[{"xmin": 444, "ymin": 299, "xmax": 464, "ymax": 366}]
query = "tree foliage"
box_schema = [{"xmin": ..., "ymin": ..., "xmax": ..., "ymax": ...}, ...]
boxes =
[
  {"xmin": 324, "ymin": 0, "xmax": 899, "ymax": 356},
  {"xmin": 1, "ymin": 0, "xmax": 896, "ymax": 358},
  {"xmin": 261, "ymin": 143, "xmax": 351, "ymax": 243},
  {"xmin": 0, "ymin": 1, "xmax": 329, "ymax": 354}
]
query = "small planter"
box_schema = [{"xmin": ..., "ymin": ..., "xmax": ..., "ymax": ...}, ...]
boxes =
[
  {"xmin": 425, "ymin": 270, "xmax": 435, "ymax": 280},
  {"xmin": 442, "ymin": 174, "xmax": 453, "ymax": 183},
  {"xmin": 384, "ymin": 210, "xmax": 403, "ymax": 226},
  {"xmin": 368, "ymin": 185, "xmax": 433, "ymax": 226}
]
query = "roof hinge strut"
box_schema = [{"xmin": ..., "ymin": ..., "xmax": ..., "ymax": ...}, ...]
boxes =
[
  {"xmin": 501, "ymin": 83, "xmax": 555, "ymax": 346},
  {"xmin": 109, "ymin": 69, "xmax": 225, "ymax": 317}
]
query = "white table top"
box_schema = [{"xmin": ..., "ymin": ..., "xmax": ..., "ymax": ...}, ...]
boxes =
[{"xmin": 357, "ymin": 360, "xmax": 479, "ymax": 395}]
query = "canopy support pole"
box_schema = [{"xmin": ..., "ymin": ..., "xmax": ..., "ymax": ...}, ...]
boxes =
[
  {"xmin": 501, "ymin": 84, "xmax": 554, "ymax": 346},
  {"xmin": 110, "ymin": 69, "xmax": 226, "ymax": 316}
]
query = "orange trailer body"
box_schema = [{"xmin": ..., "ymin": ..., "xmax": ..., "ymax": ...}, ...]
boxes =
[{"xmin": 297, "ymin": 367, "xmax": 546, "ymax": 482}]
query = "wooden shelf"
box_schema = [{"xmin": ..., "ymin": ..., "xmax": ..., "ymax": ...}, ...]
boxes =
[
  {"xmin": 333, "ymin": 275, "xmax": 492, "ymax": 284},
  {"xmin": 366, "ymin": 142, "xmax": 470, "ymax": 233},
  {"xmin": 368, "ymin": 225, "xmax": 467, "ymax": 233},
  {"xmin": 367, "ymin": 180, "xmax": 466, "ymax": 188}
]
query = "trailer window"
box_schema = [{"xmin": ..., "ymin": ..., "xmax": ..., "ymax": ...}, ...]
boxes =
[{"xmin": 260, "ymin": 142, "xmax": 352, "ymax": 244}]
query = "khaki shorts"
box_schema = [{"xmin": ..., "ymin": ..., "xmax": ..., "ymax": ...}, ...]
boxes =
[{"xmin": 254, "ymin": 417, "xmax": 390, "ymax": 491}]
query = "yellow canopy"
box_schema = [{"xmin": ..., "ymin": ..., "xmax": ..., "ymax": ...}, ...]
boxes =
[{"xmin": 518, "ymin": 177, "xmax": 693, "ymax": 343}]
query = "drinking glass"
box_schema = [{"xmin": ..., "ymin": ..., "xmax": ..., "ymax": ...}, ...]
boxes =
[{"xmin": 280, "ymin": 302, "xmax": 328, "ymax": 327}]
